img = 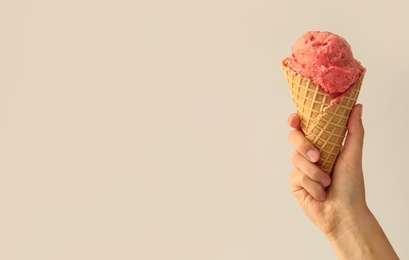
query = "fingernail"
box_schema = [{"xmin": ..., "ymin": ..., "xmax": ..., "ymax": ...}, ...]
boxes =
[
  {"xmin": 319, "ymin": 192, "xmax": 327, "ymax": 201},
  {"xmin": 321, "ymin": 176, "xmax": 331, "ymax": 187},
  {"xmin": 307, "ymin": 150, "xmax": 319, "ymax": 162}
]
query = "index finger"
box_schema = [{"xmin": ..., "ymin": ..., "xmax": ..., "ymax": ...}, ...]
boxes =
[{"xmin": 288, "ymin": 113, "xmax": 301, "ymax": 130}]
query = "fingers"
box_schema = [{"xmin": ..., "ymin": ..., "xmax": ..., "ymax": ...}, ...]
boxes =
[
  {"xmin": 291, "ymin": 151, "xmax": 331, "ymax": 187},
  {"xmin": 288, "ymin": 112, "xmax": 328, "ymax": 202},
  {"xmin": 287, "ymin": 113, "xmax": 301, "ymax": 130},
  {"xmin": 341, "ymin": 104, "xmax": 365, "ymax": 167},
  {"xmin": 290, "ymin": 167, "xmax": 327, "ymax": 202},
  {"xmin": 288, "ymin": 130, "xmax": 320, "ymax": 163}
]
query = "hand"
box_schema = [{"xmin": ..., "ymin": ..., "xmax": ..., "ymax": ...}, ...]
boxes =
[
  {"xmin": 288, "ymin": 104, "xmax": 367, "ymax": 237},
  {"xmin": 288, "ymin": 104, "xmax": 398, "ymax": 259}
]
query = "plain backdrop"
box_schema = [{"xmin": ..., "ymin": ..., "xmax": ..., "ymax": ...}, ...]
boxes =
[{"xmin": 1, "ymin": 0, "xmax": 408, "ymax": 259}]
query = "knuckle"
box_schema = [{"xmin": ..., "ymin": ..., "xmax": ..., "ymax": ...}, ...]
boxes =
[
  {"xmin": 289, "ymin": 169, "xmax": 302, "ymax": 190},
  {"xmin": 289, "ymin": 169, "xmax": 297, "ymax": 183},
  {"xmin": 290, "ymin": 152, "xmax": 298, "ymax": 164},
  {"xmin": 299, "ymin": 172, "xmax": 309, "ymax": 185},
  {"xmin": 287, "ymin": 130, "xmax": 296, "ymax": 143}
]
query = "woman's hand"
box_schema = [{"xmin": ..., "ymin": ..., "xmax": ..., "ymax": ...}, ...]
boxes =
[
  {"xmin": 288, "ymin": 104, "xmax": 398, "ymax": 259},
  {"xmin": 288, "ymin": 104, "xmax": 367, "ymax": 237}
]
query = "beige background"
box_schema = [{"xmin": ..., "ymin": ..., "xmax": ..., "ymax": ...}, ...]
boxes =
[{"xmin": 1, "ymin": 0, "xmax": 408, "ymax": 259}]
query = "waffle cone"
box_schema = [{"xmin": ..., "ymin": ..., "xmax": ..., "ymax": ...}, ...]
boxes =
[{"xmin": 282, "ymin": 60, "xmax": 365, "ymax": 175}]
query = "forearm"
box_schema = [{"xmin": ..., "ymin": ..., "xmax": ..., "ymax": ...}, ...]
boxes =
[{"xmin": 328, "ymin": 209, "xmax": 398, "ymax": 260}]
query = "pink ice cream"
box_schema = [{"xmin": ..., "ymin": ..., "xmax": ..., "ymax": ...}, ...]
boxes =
[{"xmin": 284, "ymin": 31, "xmax": 364, "ymax": 94}]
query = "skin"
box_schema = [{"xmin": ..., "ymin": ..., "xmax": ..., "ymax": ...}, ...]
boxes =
[{"xmin": 288, "ymin": 104, "xmax": 399, "ymax": 259}]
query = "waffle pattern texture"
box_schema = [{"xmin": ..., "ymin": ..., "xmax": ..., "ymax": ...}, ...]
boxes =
[{"xmin": 282, "ymin": 61, "xmax": 365, "ymax": 175}]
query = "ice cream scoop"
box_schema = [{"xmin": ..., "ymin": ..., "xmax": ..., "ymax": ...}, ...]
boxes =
[
  {"xmin": 284, "ymin": 31, "xmax": 364, "ymax": 95},
  {"xmin": 282, "ymin": 31, "xmax": 365, "ymax": 175}
]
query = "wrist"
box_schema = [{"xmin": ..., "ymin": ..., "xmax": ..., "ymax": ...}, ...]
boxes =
[
  {"xmin": 327, "ymin": 207, "xmax": 372, "ymax": 259},
  {"xmin": 325, "ymin": 205, "xmax": 371, "ymax": 242},
  {"xmin": 327, "ymin": 208, "xmax": 398, "ymax": 260}
]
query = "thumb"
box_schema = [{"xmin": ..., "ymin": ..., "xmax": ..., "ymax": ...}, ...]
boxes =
[{"xmin": 340, "ymin": 104, "xmax": 364, "ymax": 168}]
